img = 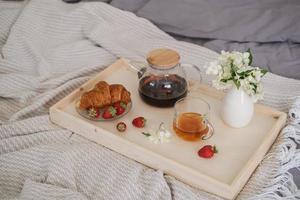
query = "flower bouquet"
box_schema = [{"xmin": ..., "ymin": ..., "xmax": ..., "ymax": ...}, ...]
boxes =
[
  {"xmin": 206, "ymin": 49, "xmax": 267, "ymax": 102},
  {"xmin": 206, "ymin": 50, "xmax": 267, "ymax": 128}
]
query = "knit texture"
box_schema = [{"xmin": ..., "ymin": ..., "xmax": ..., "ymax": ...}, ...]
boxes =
[{"xmin": 0, "ymin": 0, "xmax": 299, "ymax": 199}]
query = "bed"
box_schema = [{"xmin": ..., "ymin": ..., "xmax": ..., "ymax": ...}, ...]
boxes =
[
  {"xmin": 0, "ymin": 0, "xmax": 299, "ymax": 199},
  {"xmin": 111, "ymin": 0, "xmax": 300, "ymax": 80}
]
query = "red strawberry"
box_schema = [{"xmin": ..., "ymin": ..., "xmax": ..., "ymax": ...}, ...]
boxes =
[
  {"xmin": 198, "ymin": 145, "xmax": 218, "ymax": 159},
  {"xmin": 116, "ymin": 107, "xmax": 125, "ymax": 115},
  {"xmin": 114, "ymin": 101, "xmax": 126, "ymax": 109},
  {"xmin": 114, "ymin": 102, "xmax": 127, "ymax": 115},
  {"xmin": 116, "ymin": 122, "xmax": 127, "ymax": 132},
  {"xmin": 102, "ymin": 106, "xmax": 116, "ymax": 119},
  {"xmin": 132, "ymin": 117, "xmax": 146, "ymax": 128}
]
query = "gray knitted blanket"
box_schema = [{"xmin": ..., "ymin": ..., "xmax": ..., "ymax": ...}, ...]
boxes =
[{"xmin": 0, "ymin": 0, "xmax": 300, "ymax": 199}]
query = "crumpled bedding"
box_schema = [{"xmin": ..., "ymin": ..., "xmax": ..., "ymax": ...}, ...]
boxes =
[
  {"xmin": 111, "ymin": 0, "xmax": 300, "ymax": 80},
  {"xmin": 0, "ymin": 0, "xmax": 300, "ymax": 199}
]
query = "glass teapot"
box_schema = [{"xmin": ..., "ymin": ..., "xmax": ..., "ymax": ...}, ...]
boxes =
[{"xmin": 130, "ymin": 48, "xmax": 201, "ymax": 107}]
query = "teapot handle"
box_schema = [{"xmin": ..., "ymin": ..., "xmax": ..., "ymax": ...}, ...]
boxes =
[
  {"xmin": 128, "ymin": 60, "xmax": 148, "ymax": 79},
  {"xmin": 181, "ymin": 63, "xmax": 202, "ymax": 94},
  {"xmin": 181, "ymin": 63, "xmax": 202, "ymax": 83}
]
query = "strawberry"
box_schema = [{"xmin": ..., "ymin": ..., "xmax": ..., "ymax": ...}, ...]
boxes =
[
  {"xmin": 87, "ymin": 107, "xmax": 100, "ymax": 118},
  {"xmin": 116, "ymin": 122, "xmax": 127, "ymax": 132},
  {"xmin": 114, "ymin": 102, "xmax": 127, "ymax": 115},
  {"xmin": 102, "ymin": 106, "xmax": 117, "ymax": 119},
  {"xmin": 116, "ymin": 107, "xmax": 125, "ymax": 115},
  {"xmin": 198, "ymin": 145, "xmax": 218, "ymax": 159},
  {"xmin": 132, "ymin": 117, "xmax": 146, "ymax": 128},
  {"xmin": 114, "ymin": 101, "xmax": 127, "ymax": 109}
]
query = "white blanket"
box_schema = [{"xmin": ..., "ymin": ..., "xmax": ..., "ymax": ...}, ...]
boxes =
[{"xmin": 0, "ymin": 0, "xmax": 300, "ymax": 199}]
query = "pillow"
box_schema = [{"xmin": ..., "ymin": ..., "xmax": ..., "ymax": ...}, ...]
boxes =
[
  {"xmin": 137, "ymin": 0, "xmax": 300, "ymax": 43},
  {"xmin": 111, "ymin": 0, "xmax": 149, "ymax": 12}
]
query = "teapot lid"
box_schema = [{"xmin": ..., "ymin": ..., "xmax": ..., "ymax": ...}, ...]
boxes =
[{"xmin": 147, "ymin": 48, "xmax": 180, "ymax": 69}]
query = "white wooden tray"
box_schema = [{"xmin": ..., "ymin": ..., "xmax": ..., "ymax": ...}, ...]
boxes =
[{"xmin": 50, "ymin": 59, "xmax": 287, "ymax": 199}]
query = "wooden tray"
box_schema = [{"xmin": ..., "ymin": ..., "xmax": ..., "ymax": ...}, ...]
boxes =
[{"xmin": 50, "ymin": 59, "xmax": 287, "ymax": 199}]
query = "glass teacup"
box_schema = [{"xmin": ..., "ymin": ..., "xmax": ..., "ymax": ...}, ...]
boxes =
[{"xmin": 173, "ymin": 97, "xmax": 213, "ymax": 141}]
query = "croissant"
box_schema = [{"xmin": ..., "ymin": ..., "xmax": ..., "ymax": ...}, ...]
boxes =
[{"xmin": 79, "ymin": 81, "xmax": 131, "ymax": 109}]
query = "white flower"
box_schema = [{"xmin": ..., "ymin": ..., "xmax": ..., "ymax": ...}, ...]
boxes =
[
  {"xmin": 231, "ymin": 52, "xmax": 244, "ymax": 68},
  {"xmin": 222, "ymin": 65, "xmax": 232, "ymax": 79},
  {"xmin": 207, "ymin": 50, "xmax": 267, "ymax": 100},
  {"xmin": 243, "ymin": 52, "xmax": 250, "ymax": 59},
  {"xmin": 243, "ymin": 52, "xmax": 250, "ymax": 65},
  {"xmin": 219, "ymin": 53, "xmax": 232, "ymax": 67},
  {"xmin": 237, "ymin": 65, "xmax": 253, "ymax": 73},
  {"xmin": 148, "ymin": 134, "xmax": 160, "ymax": 144},
  {"xmin": 244, "ymin": 58, "xmax": 250, "ymax": 66},
  {"xmin": 212, "ymin": 79, "xmax": 232, "ymax": 90},
  {"xmin": 143, "ymin": 123, "xmax": 171, "ymax": 144},
  {"xmin": 253, "ymin": 70, "xmax": 262, "ymax": 82},
  {"xmin": 247, "ymin": 75, "xmax": 256, "ymax": 83},
  {"xmin": 205, "ymin": 61, "xmax": 221, "ymax": 75}
]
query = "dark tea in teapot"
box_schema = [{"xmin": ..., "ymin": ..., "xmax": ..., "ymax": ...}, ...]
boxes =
[
  {"xmin": 139, "ymin": 74, "xmax": 187, "ymax": 107},
  {"xmin": 135, "ymin": 48, "xmax": 200, "ymax": 107}
]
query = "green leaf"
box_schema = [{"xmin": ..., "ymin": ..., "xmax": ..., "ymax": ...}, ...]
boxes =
[
  {"xmin": 261, "ymin": 69, "xmax": 268, "ymax": 76},
  {"xmin": 241, "ymin": 69, "xmax": 253, "ymax": 75},
  {"xmin": 142, "ymin": 132, "xmax": 151, "ymax": 137},
  {"xmin": 247, "ymin": 48, "xmax": 253, "ymax": 65},
  {"xmin": 233, "ymin": 79, "xmax": 241, "ymax": 89},
  {"xmin": 230, "ymin": 61, "xmax": 236, "ymax": 77},
  {"xmin": 237, "ymin": 69, "xmax": 253, "ymax": 79},
  {"xmin": 250, "ymin": 82, "xmax": 257, "ymax": 93},
  {"xmin": 220, "ymin": 78, "xmax": 232, "ymax": 83}
]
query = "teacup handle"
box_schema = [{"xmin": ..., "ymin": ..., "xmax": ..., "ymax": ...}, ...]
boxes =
[{"xmin": 201, "ymin": 121, "xmax": 214, "ymax": 140}]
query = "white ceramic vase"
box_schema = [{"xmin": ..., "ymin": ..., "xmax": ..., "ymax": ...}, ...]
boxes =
[{"xmin": 221, "ymin": 87, "xmax": 254, "ymax": 128}]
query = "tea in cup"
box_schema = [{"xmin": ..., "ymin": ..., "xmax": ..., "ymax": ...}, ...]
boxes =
[{"xmin": 173, "ymin": 97, "xmax": 213, "ymax": 141}]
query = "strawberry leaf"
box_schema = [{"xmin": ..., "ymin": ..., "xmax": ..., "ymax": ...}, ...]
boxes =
[
  {"xmin": 108, "ymin": 106, "xmax": 117, "ymax": 116},
  {"xmin": 120, "ymin": 102, "xmax": 127, "ymax": 109},
  {"xmin": 213, "ymin": 145, "xmax": 218, "ymax": 153}
]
